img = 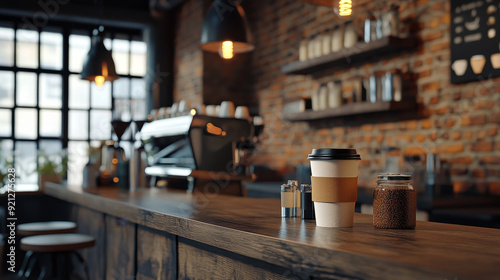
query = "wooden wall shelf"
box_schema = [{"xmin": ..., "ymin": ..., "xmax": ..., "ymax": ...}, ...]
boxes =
[
  {"xmin": 283, "ymin": 101, "xmax": 417, "ymax": 121},
  {"xmin": 281, "ymin": 36, "xmax": 417, "ymax": 75}
]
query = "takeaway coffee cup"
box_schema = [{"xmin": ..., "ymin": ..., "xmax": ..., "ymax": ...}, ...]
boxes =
[{"xmin": 307, "ymin": 148, "xmax": 361, "ymax": 227}]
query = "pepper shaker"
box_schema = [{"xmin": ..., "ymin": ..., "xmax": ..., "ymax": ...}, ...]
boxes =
[
  {"xmin": 300, "ymin": 184, "xmax": 315, "ymax": 219},
  {"xmin": 288, "ymin": 180, "xmax": 300, "ymax": 217}
]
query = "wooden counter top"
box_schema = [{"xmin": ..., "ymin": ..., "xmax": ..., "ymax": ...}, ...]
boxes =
[{"xmin": 44, "ymin": 183, "xmax": 500, "ymax": 280}]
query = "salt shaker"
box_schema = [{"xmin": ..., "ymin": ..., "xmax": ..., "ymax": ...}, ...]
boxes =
[
  {"xmin": 281, "ymin": 184, "xmax": 295, "ymax": 217},
  {"xmin": 373, "ymin": 174, "xmax": 416, "ymax": 229}
]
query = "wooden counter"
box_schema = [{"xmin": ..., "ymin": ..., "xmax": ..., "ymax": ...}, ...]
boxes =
[{"xmin": 44, "ymin": 183, "xmax": 500, "ymax": 280}]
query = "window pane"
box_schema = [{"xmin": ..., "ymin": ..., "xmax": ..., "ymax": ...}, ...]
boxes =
[
  {"xmin": 69, "ymin": 110, "xmax": 88, "ymax": 140},
  {"xmin": 40, "ymin": 32, "xmax": 63, "ymax": 70},
  {"xmin": 69, "ymin": 34, "xmax": 91, "ymax": 73},
  {"xmin": 104, "ymin": 38, "xmax": 112, "ymax": 50},
  {"xmin": 131, "ymin": 78, "xmax": 146, "ymax": 99},
  {"xmin": 0, "ymin": 140, "xmax": 13, "ymax": 157},
  {"xmin": 15, "ymin": 141, "xmax": 37, "ymax": 184},
  {"xmin": 15, "ymin": 108, "xmax": 37, "ymax": 139},
  {"xmin": 16, "ymin": 29, "xmax": 38, "ymax": 69},
  {"xmin": 131, "ymin": 99, "xmax": 147, "ymax": 120},
  {"xmin": 69, "ymin": 74, "xmax": 90, "ymax": 109},
  {"xmin": 90, "ymin": 110, "xmax": 111, "ymax": 140},
  {"xmin": 17, "ymin": 72, "xmax": 37, "ymax": 107},
  {"xmin": 40, "ymin": 73, "xmax": 62, "ymax": 108},
  {"xmin": 68, "ymin": 141, "xmax": 88, "ymax": 186},
  {"xmin": 91, "ymin": 82, "xmax": 111, "ymax": 109},
  {"xmin": 0, "ymin": 27, "xmax": 14, "ymax": 66},
  {"xmin": 0, "ymin": 109, "xmax": 11, "ymax": 136},
  {"xmin": 113, "ymin": 77, "xmax": 129, "ymax": 98},
  {"xmin": 130, "ymin": 41, "xmax": 147, "ymax": 76},
  {"xmin": 112, "ymin": 38, "xmax": 130, "ymax": 75},
  {"xmin": 114, "ymin": 98, "xmax": 131, "ymax": 121},
  {"xmin": 0, "ymin": 71, "xmax": 14, "ymax": 107},
  {"xmin": 40, "ymin": 109, "xmax": 61, "ymax": 137},
  {"xmin": 39, "ymin": 140, "xmax": 62, "ymax": 155}
]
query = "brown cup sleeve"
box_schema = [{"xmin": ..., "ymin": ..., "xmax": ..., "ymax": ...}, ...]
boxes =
[{"xmin": 311, "ymin": 176, "xmax": 358, "ymax": 203}]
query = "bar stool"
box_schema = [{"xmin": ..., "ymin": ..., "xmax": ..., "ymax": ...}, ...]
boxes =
[
  {"xmin": 20, "ymin": 233, "xmax": 95, "ymax": 280},
  {"xmin": 17, "ymin": 221, "xmax": 77, "ymax": 278},
  {"xmin": 18, "ymin": 221, "xmax": 77, "ymax": 236}
]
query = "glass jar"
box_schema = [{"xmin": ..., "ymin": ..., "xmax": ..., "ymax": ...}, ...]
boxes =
[
  {"xmin": 299, "ymin": 38, "xmax": 308, "ymax": 61},
  {"xmin": 373, "ymin": 174, "xmax": 416, "ymax": 229},
  {"xmin": 308, "ymin": 35, "xmax": 316, "ymax": 60},
  {"xmin": 344, "ymin": 21, "xmax": 357, "ymax": 48},
  {"xmin": 331, "ymin": 25, "xmax": 344, "ymax": 52},
  {"xmin": 313, "ymin": 34, "xmax": 323, "ymax": 58},
  {"xmin": 321, "ymin": 29, "xmax": 332, "ymax": 55}
]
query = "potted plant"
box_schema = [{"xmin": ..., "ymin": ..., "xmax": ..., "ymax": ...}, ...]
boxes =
[
  {"xmin": 0, "ymin": 156, "xmax": 15, "ymax": 194},
  {"xmin": 36, "ymin": 150, "xmax": 68, "ymax": 191}
]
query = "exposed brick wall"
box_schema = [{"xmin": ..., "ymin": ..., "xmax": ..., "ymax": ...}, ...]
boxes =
[
  {"xmin": 173, "ymin": 0, "xmax": 500, "ymax": 195},
  {"xmin": 173, "ymin": 0, "xmax": 205, "ymax": 106}
]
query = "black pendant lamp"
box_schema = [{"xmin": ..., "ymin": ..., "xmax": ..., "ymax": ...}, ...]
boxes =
[
  {"xmin": 81, "ymin": 26, "xmax": 119, "ymax": 87},
  {"xmin": 200, "ymin": 0, "xmax": 254, "ymax": 59}
]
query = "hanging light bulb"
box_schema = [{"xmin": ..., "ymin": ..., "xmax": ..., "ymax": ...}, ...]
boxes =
[
  {"xmin": 200, "ymin": 0, "xmax": 254, "ymax": 59},
  {"xmin": 81, "ymin": 26, "xmax": 119, "ymax": 87},
  {"xmin": 334, "ymin": 0, "xmax": 353, "ymax": 18},
  {"xmin": 95, "ymin": 76, "xmax": 105, "ymax": 88},
  {"xmin": 219, "ymin": 41, "xmax": 234, "ymax": 59}
]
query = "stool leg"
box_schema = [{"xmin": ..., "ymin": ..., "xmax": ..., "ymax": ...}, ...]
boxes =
[
  {"xmin": 24, "ymin": 252, "xmax": 40, "ymax": 279},
  {"xmin": 18, "ymin": 250, "xmax": 34, "ymax": 278},
  {"xmin": 71, "ymin": 251, "xmax": 90, "ymax": 280}
]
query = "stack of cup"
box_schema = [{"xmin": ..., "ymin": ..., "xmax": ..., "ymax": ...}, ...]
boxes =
[{"xmin": 307, "ymin": 148, "xmax": 361, "ymax": 227}]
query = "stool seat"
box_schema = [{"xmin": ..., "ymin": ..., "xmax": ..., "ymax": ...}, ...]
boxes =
[
  {"xmin": 18, "ymin": 221, "xmax": 77, "ymax": 236},
  {"xmin": 20, "ymin": 233, "xmax": 95, "ymax": 253}
]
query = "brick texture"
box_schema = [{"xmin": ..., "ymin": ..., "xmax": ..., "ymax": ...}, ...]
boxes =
[{"xmin": 173, "ymin": 0, "xmax": 500, "ymax": 195}]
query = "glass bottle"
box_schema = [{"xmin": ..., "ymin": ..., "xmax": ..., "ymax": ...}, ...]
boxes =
[
  {"xmin": 373, "ymin": 174, "xmax": 416, "ymax": 229},
  {"xmin": 288, "ymin": 179, "xmax": 300, "ymax": 217}
]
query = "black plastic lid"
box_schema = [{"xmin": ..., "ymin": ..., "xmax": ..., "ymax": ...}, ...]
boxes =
[
  {"xmin": 377, "ymin": 173, "xmax": 411, "ymax": 181},
  {"xmin": 307, "ymin": 148, "xmax": 360, "ymax": 160}
]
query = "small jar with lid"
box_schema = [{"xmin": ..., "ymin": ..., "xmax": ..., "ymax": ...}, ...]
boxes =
[
  {"xmin": 373, "ymin": 174, "xmax": 416, "ymax": 229},
  {"xmin": 321, "ymin": 29, "xmax": 332, "ymax": 55},
  {"xmin": 307, "ymin": 35, "xmax": 316, "ymax": 60},
  {"xmin": 299, "ymin": 37, "xmax": 308, "ymax": 61}
]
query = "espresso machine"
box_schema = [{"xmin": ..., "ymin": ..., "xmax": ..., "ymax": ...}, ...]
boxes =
[{"xmin": 141, "ymin": 115, "xmax": 254, "ymax": 195}]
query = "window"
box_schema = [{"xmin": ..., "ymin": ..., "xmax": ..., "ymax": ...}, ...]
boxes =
[{"xmin": 0, "ymin": 21, "xmax": 148, "ymax": 191}]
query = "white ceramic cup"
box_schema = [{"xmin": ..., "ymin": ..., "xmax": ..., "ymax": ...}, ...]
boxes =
[
  {"xmin": 235, "ymin": 106, "xmax": 251, "ymax": 120},
  {"xmin": 308, "ymin": 149, "xmax": 360, "ymax": 227},
  {"xmin": 219, "ymin": 101, "xmax": 235, "ymax": 118},
  {"xmin": 206, "ymin": 105, "xmax": 216, "ymax": 116}
]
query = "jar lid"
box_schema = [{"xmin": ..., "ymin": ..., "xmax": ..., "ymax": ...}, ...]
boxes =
[
  {"xmin": 377, "ymin": 173, "xmax": 411, "ymax": 181},
  {"xmin": 307, "ymin": 148, "xmax": 361, "ymax": 160}
]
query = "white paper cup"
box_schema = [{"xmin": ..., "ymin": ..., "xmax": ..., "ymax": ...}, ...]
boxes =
[{"xmin": 308, "ymin": 149, "xmax": 360, "ymax": 228}]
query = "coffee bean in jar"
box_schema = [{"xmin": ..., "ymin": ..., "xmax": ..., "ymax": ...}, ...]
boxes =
[{"xmin": 373, "ymin": 174, "xmax": 416, "ymax": 229}]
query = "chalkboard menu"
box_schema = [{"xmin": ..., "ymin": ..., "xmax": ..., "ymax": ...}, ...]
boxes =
[{"xmin": 450, "ymin": 0, "xmax": 500, "ymax": 84}]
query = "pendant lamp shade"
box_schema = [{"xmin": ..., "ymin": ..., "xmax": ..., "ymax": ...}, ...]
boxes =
[
  {"xmin": 81, "ymin": 27, "xmax": 119, "ymax": 87},
  {"xmin": 200, "ymin": 0, "xmax": 254, "ymax": 58}
]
